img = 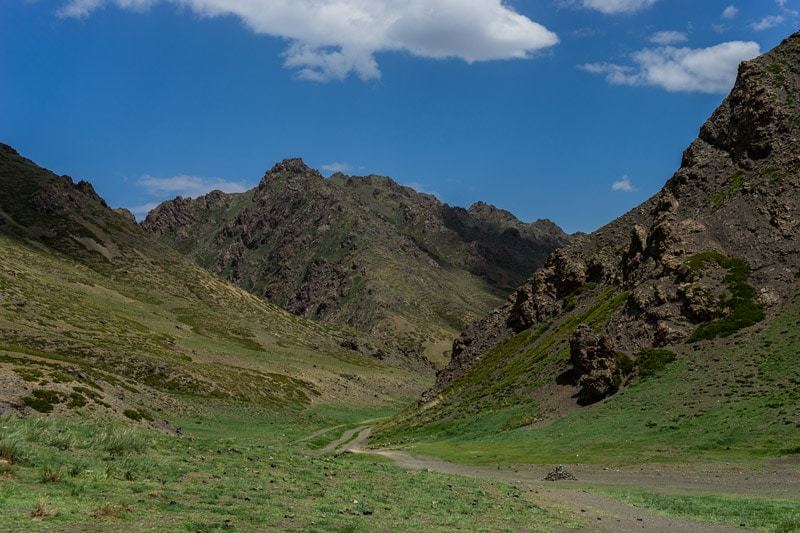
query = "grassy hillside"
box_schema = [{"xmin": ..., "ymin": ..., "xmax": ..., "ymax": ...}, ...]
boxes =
[
  {"xmin": 374, "ymin": 283, "xmax": 800, "ymax": 464},
  {"xmin": 0, "ymin": 144, "xmax": 431, "ymax": 420}
]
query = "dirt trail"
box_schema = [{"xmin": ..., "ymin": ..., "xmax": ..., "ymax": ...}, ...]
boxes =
[
  {"xmin": 318, "ymin": 426, "xmax": 369, "ymax": 455},
  {"xmin": 336, "ymin": 427, "xmax": 753, "ymax": 533}
]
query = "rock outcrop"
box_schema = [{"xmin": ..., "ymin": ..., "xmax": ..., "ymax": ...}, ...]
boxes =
[{"xmin": 569, "ymin": 325, "xmax": 620, "ymax": 404}]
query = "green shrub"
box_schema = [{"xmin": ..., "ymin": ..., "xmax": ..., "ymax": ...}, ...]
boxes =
[
  {"xmin": 67, "ymin": 392, "xmax": 87, "ymax": 409},
  {"xmin": 501, "ymin": 411, "xmax": 536, "ymax": 431},
  {"xmin": 636, "ymin": 349, "xmax": 677, "ymax": 379},
  {"xmin": 22, "ymin": 389, "xmax": 63, "ymax": 413},
  {"xmin": 615, "ymin": 352, "xmax": 635, "ymax": 376},
  {"xmin": 123, "ymin": 409, "xmax": 142, "ymax": 421},
  {"xmin": 686, "ymin": 253, "xmax": 765, "ymax": 342}
]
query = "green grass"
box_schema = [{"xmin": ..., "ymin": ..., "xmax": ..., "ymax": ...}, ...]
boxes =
[
  {"xmin": 0, "ymin": 229, "xmax": 431, "ymax": 416},
  {"xmin": 711, "ymin": 171, "xmax": 746, "ymax": 207},
  {"xmin": 686, "ymin": 252, "xmax": 765, "ymax": 342},
  {"xmin": 374, "ymin": 286, "xmax": 630, "ymax": 446},
  {"xmin": 373, "ymin": 285, "xmax": 800, "ymax": 465},
  {"xmin": 0, "ymin": 431, "xmax": 25, "ymax": 465},
  {"xmin": 593, "ymin": 488, "xmax": 800, "ymax": 533},
  {"xmin": 0, "ymin": 408, "xmax": 582, "ymax": 532}
]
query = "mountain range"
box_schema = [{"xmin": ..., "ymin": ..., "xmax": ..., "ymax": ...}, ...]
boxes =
[{"xmin": 142, "ymin": 159, "xmax": 568, "ymax": 364}]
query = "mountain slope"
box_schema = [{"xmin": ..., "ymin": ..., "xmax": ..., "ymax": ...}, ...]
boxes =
[
  {"xmin": 0, "ymin": 144, "xmax": 430, "ymax": 419},
  {"xmin": 375, "ymin": 33, "xmax": 800, "ymax": 460},
  {"xmin": 142, "ymin": 161, "xmax": 568, "ymax": 362}
]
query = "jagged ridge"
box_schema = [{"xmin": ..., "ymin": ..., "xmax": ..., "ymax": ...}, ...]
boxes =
[{"xmin": 142, "ymin": 159, "xmax": 569, "ymax": 361}]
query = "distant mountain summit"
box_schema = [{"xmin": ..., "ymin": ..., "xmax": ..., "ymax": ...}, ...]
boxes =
[{"xmin": 143, "ymin": 160, "xmax": 568, "ymax": 361}]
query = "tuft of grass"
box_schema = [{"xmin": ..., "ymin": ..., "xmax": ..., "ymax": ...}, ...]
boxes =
[
  {"xmin": 122, "ymin": 408, "xmax": 153, "ymax": 422},
  {"xmin": 40, "ymin": 465, "xmax": 62, "ymax": 483},
  {"xmin": 91, "ymin": 426, "xmax": 146, "ymax": 456},
  {"xmin": 0, "ymin": 430, "xmax": 26, "ymax": 465},
  {"xmin": 90, "ymin": 503, "xmax": 132, "ymax": 520},
  {"xmin": 29, "ymin": 497, "xmax": 57, "ymax": 519},
  {"xmin": 13, "ymin": 367, "xmax": 44, "ymax": 382},
  {"xmin": 123, "ymin": 409, "xmax": 142, "ymax": 421},
  {"xmin": 686, "ymin": 253, "xmax": 765, "ymax": 342},
  {"xmin": 711, "ymin": 171, "xmax": 745, "ymax": 207},
  {"xmin": 0, "ymin": 463, "xmax": 15, "ymax": 479},
  {"xmin": 47, "ymin": 430, "xmax": 77, "ymax": 451}
]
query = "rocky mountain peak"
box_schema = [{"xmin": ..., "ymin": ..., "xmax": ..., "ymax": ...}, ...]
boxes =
[
  {"xmin": 264, "ymin": 157, "xmax": 318, "ymax": 178},
  {"xmin": 143, "ymin": 157, "xmax": 570, "ymax": 356},
  {"xmin": 467, "ymin": 201, "xmax": 516, "ymax": 223}
]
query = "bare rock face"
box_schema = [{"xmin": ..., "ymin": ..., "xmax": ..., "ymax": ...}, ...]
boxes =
[
  {"xmin": 509, "ymin": 251, "xmax": 588, "ymax": 331},
  {"xmin": 286, "ymin": 258, "xmax": 353, "ymax": 319},
  {"xmin": 141, "ymin": 197, "xmax": 197, "ymax": 238},
  {"xmin": 115, "ymin": 208, "xmax": 137, "ymax": 224},
  {"xmin": 34, "ymin": 176, "xmax": 109, "ymax": 214},
  {"xmin": 569, "ymin": 325, "xmax": 620, "ymax": 404}
]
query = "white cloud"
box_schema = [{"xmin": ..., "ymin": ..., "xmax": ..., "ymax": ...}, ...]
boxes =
[
  {"xmin": 649, "ymin": 31, "xmax": 688, "ymax": 45},
  {"xmin": 58, "ymin": 0, "xmax": 558, "ymax": 82},
  {"xmin": 137, "ymin": 174, "xmax": 249, "ymax": 197},
  {"xmin": 611, "ymin": 175, "xmax": 635, "ymax": 192},
  {"xmin": 321, "ymin": 162, "xmax": 352, "ymax": 174},
  {"xmin": 721, "ymin": 5, "xmax": 739, "ymax": 19},
  {"xmin": 581, "ymin": 41, "xmax": 760, "ymax": 93},
  {"xmin": 582, "ymin": 0, "xmax": 657, "ymax": 14},
  {"xmin": 751, "ymin": 15, "xmax": 785, "ymax": 31}
]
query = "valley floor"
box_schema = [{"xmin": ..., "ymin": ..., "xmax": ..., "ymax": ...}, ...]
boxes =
[{"xmin": 1, "ymin": 405, "xmax": 798, "ymax": 532}]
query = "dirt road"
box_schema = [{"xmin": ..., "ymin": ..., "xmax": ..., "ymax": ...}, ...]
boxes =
[{"xmin": 329, "ymin": 427, "xmax": 762, "ymax": 533}]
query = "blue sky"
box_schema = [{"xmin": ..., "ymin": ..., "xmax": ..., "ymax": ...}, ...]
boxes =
[{"xmin": 1, "ymin": 0, "xmax": 798, "ymax": 232}]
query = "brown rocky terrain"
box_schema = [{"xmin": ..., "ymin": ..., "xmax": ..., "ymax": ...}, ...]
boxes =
[{"xmin": 142, "ymin": 161, "xmax": 569, "ymax": 361}]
